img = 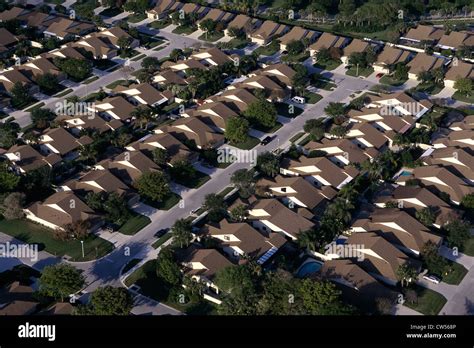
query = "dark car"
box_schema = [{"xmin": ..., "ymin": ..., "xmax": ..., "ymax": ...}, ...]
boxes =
[
  {"xmin": 155, "ymin": 228, "xmax": 169, "ymax": 238},
  {"xmin": 260, "ymin": 136, "xmax": 274, "ymax": 145}
]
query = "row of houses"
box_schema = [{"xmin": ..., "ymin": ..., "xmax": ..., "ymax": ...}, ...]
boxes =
[{"xmin": 401, "ymin": 24, "xmax": 474, "ymax": 51}]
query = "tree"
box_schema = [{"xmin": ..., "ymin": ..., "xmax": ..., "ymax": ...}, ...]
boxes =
[
  {"xmin": 156, "ymin": 247, "xmax": 181, "ymax": 285},
  {"xmin": 416, "ymin": 207, "xmax": 438, "ymax": 227},
  {"xmin": 329, "ymin": 125, "xmax": 348, "ymax": 138},
  {"xmin": 231, "ymin": 168, "xmax": 255, "ymax": 198},
  {"xmin": 171, "ymin": 218, "xmax": 193, "ymax": 248},
  {"xmin": 103, "ymin": 193, "xmax": 131, "ymax": 225},
  {"xmin": 417, "ymin": 70, "xmax": 433, "ymax": 84},
  {"xmin": 315, "ymin": 48, "xmax": 331, "ymax": 63},
  {"xmin": 135, "ymin": 171, "xmax": 171, "ymax": 202},
  {"xmin": 199, "ymin": 19, "xmax": 216, "ymax": 39},
  {"xmin": 454, "ymin": 77, "xmax": 473, "ymax": 96},
  {"xmin": 227, "ymin": 26, "xmax": 244, "ymax": 38},
  {"xmin": 87, "ymin": 286, "xmax": 133, "ymax": 315},
  {"xmin": 152, "ymin": 148, "xmax": 168, "ymax": 166},
  {"xmin": 230, "ymin": 204, "xmax": 247, "ymax": 222},
  {"xmin": 296, "ymin": 229, "xmax": 316, "ymax": 252},
  {"xmin": 287, "ymin": 40, "xmax": 304, "ymax": 55},
  {"xmin": 214, "ymin": 265, "xmax": 255, "ymax": 295},
  {"xmin": 444, "ymin": 220, "xmax": 471, "ymax": 249},
  {"xmin": 54, "ymin": 58, "xmax": 92, "ymax": 82},
  {"xmin": 169, "ymin": 48, "xmax": 183, "ymax": 62},
  {"xmin": 375, "ymin": 297, "xmax": 393, "ymax": 315},
  {"xmin": 339, "ymin": 0, "xmax": 356, "ymax": 16},
  {"xmin": 421, "ymin": 241, "xmax": 448, "ymax": 275},
  {"xmin": 57, "ymin": 219, "xmax": 91, "ymax": 241},
  {"xmin": 203, "ymin": 193, "xmax": 227, "ymax": 222},
  {"xmin": 131, "ymin": 106, "xmax": 154, "ymax": 129},
  {"xmin": 169, "ymin": 160, "xmax": 197, "ymax": 184},
  {"xmin": 0, "ymin": 164, "xmax": 20, "ymax": 193},
  {"xmin": 117, "ymin": 35, "xmax": 133, "ymax": 54},
  {"xmin": 396, "ymin": 264, "xmax": 418, "ymax": 287},
  {"xmin": 393, "ymin": 63, "xmax": 409, "ymax": 81},
  {"xmin": 35, "ymin": 73, "xmax": 59, "ymax": 94},
  {"xmin": 304, "ymin": 118, "xmax": 325, "ymax": 141},
  {"xmin": 298, "ymin": 279, "xmax": 353, "ymax": 315},
  {"xmin": 112, "ymin": 132, "xmax": 133, "ymax": 148},
  {"xmin": 10, "ymin": 82, "xmax": 33, "ymax": 108},
  {"xmin": 0, "ymin": 122, "xmax": 19, "ymax": 148},
  {"xmin": 39, "ymin": 264, "xmax": 85, "ymax": 301},
  {"xmin": 324, "ymin": 102, "xmax": 346, "ymax": 119},
  {"xmin": 1, "ymin": 192, "xmax": 25, "ymax": 220},
  {"xmin": 30, "ymin": 108, "xmax": 55, "ymax": 129},
  {"xmin": 461, "ymin": 193, "xmax": 474, "ymax": 213},
  {"xmin": 256, "ymin": 152, "xmax": 280, "ymax": 178},
  {"xmin": 225, "ymin": 116, "xmax": 249, "ymax": 144},
  {"xmin": 141, "ymin": 56, "xmax": 160, "ymax": 72},
  {"xmin": 291, "ymin": 64, "xmax": 309, "ymax": 95},
  {"xmin": 243, "ymin": 99, "xmax": 277, "ymax": 128}
]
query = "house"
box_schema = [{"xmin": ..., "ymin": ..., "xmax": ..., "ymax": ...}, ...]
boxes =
[
  {"xmin": 422, "ymin": 146, "xmax": 474, "ymax": 183},
  {"xmin": 146, "ymin": 0, "xmax": 183, "ymax": 20},
  {"xmin": 184, "ymin": 101, "xmax": 238, "ymax": 131},
  {"xmin": 247, "ymin": 198, "xmax": 315, "ymax": 240},
  {"xmin": 401, "ymin": 25, "xmax": 445, "ymax": 44},
  {"xmin": 95, "ymin": 150, "xmax": 161, "ymax": 185},
  {"xmin": 180, "ymin": 3, "xmax": 208, "ymax": 18},
  {"xmin": 0, "ymin": 28, "xmax": 18, "ymax": 54},
  {"xmin": 341, "ymin": 39, "xmax": 372, "ymax": 65},
  {"xmin": 437, "ymin": 31, "xmax": 474, "ymax": 51},
  {"xmin": 0, "ymin": 282, "xmax": 38, "ymax": 316},
  {"xmin": 156, "ymin": 117, "xmax": 225, "ymax": 149},
  {"xmin": 374, "ymin": 185, "xmax": 459, "ymax": 228},
  {"xmin": 0, "ymin": 67, "xmax": 36, "ymax": 94},
  {"xmin": 444, "ymin": 61, "xmax": 474, "ymax": 88},
  {"xmin": 407, "ymin": 53, "xmax": 446, "ymax": 80},
  {"xmin": 206, "ymin": 88, "xmax": 258, "ymax": 113},
  {"xmin": 190, "ymin": 47, "xmax": 233, "ymax": 67},
  {"xmin": 38, "ymin": 127, "xmax": 93, "ymax": 159},
  {"xmin": 114, "ymin": 83, "xmax": 173, "ymax": 107},
  {"xmin": 309, "ymin": 32, "xmax": 349, "ymax": 57},
  {"xmin": 395, "ymin": 165, "xmax": 474, "ymax": 205},
  {"xmin": 153, "ymin": 69, "xmax": 188, "ymax": 86},
  {"xmin": 449, "ymin": 115, "xmax": 474, "ymax": 131},
  {"xmin": 164, "ymin": 58, "xmax": 207, "ymax": 73},
  {"xmin": 57, "ymin": 114, "xmax": 123, "ymax": 136},
  {"xmin": 344, "ymin": 232, "xmax": 420, "ymax": 286},
  {"xmin": 3, "ymin": 144, "xmax": 61, "ymax": 174},
  {"xmin": 178, "ymin": 246, "xmax": 233, "ymax": 294},
  {"xmin": 61, "ymin": 169, "xmax": 130, "ymax": 198},
  {"xmin": 203, "ymin": 219, "xmax": 287, "ymax": 264},
  {"xmin": 94, "ymin": 96, "xmax": 137, "ymax": 122},
  {"xmin": 95, "ymin": 27, "xmax": 139, "ymax": 49},
  {"xmin": 256, "ymin": 175, "xmax": 337, "ymax": 212},
  {"xmin": 22, "ymin": 55, "xmax": 65, "ymax": 81},
  {"xmin": 125, "ymin": 132, "xmax": 198, "ymax": 165},
  {"xmin": 280, "ymin": 155, "xmax": 359, "ymax": 190},
  {"xmin": 0, "ymin": 7, "xmax": 31, "ymax": 22},
  {"xmin": 199, "ymin": 8, "xmax": 234, "ymax": 24},
  {"xmin": 432, "ymin": 129, "xmax": 474, "ymax": 150},
  {"xmin": 373, "ymin": 46, "xmax": 412, "ymax": 74},
  {"xmin": 25, "ymin": 191, "xmax": 98, "ymax": 230},
  {"xmin": 365, "ymin": 92, "xmax": 432, "ymax": 119},
  {"xmin": 304, "ymin": 138, "xmax": 379, "ymax": 166},
  {"xmin": 351, "ymin": 208, "xmax": 443, "ymax": 255},
  {"xmin": 48, "ymin": 44, "xmax": 88, "ymax": 61},
  {"xmin": 236, "ymin": 74, "xmax": 288, "ymax": 101},
  {"xmin": 40, "ymin": 302, "xmax": 74, "ymax": 315},
  {"xmin": 224, "ymin": 14, "xmax": 257, "ymax": 37},
  {"xmin": 260, "ymin": 63, "xmax": 296, "ymax": 87},
  {"xmin": 345, "ymin": 122, "xmax": 389, "ymax": 150},
  {"xmin": 278, "ymin": 26, "xmax": 319, "ymax": 51},
  {"xmin": 250, "ymin": 20, "xmax": 289, "ymax": 46},
  {"xmin": 44, "ymin": 17, "xmax": 95, "ymax": 40},
  {"xmin": 320, "ymin": 259, "xmax": 397, "ymax": 313}
]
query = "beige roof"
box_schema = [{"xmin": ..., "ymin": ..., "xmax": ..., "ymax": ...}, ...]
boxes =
[
  {"xmin": 423, "ymin": 146, "xmax": 474, "ymax": 182},
  {"xmin": 279, "ymin": 26, "xmax": 318, "ymax": 45},
  {"xmin": 226, "ymin": 14, "xmax": 254, "ymax": 32},
  {"xmin": 261, "ymin": 63, "xmax": 296, "ymax": 86},
  {"xmin": 45, "ymin": 18, "xmax": 94, "ymax": 38},
  {"xmin": 40, "ymin": 127, "xmax": 92, "ymax": 156},
  {"xmin": 437, "ymin": 31, "xmax": 474, "ymax": 49},
  {"xmin": 181, "ymin": 248, "xmax": 233, "ymax": 280},
  {"xmin": 305, "ymin": 138, "xmax": 377, "ymax": 164},
  {"xmin": 95, "ymin": 96, "xmax": 137, "ymax": 121},
  {"xmin": 27, "ymin": 191, "xmax": 96, "ymax": 228},
  {"xmin": 342, "ymin": 39, "xmax": 370, "ymax": 57},
  {"xmin": 375, "ymin": 46, "xmax": 411, "ymax": 66},
  {"xmin": 346, "ymin": 122, "xmax": 388, "ymax": 149},
  {"xmin": 407, "ymin": 53, "xmax": 445, "ymax": 75},
  {"xmin": 310, "ymin": 32, "xmax": 347, "ymax": 52},
  {"xmin": 0, "ymin": 7, "xmax": 29, "ymax": 22},
  {"xmin": 251, "ymin": 20, "xmax": 288, "ymax": 41},
  {"xmin": 444, "ymin": 61, "xmax": 474, "ymax": 81},
  {"xmin": 66, "ymin": 169, "xmax": 129, "ymax": 195},
  {"xmin": 404, "ymin": 25, "xmax": 445, "ymax": 41}
]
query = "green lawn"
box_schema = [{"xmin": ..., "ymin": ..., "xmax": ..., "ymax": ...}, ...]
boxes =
[
  {"xmin": 442, "ymin": 262, "xmax": 468, "ymax": 285},
  {"xmin": 254, "ymin": 43, "xmax": 280, "ymax": 57},
  {"xmin": 24, "ymin": 102, "xmax": 44, "ymax": 112},
  {"xmin": 275, "ymin": 102, "xmax": 304, "ymax": 118},
  {"xmin": 118, "ymin": 214, "xmax": 151, "ymax": 235},
  {"xmin": 463, "ymin": 237, "xmax": 474, "ymax": 257},
  {"xmin": 131, "ymin": 53, "xmax": 146, "ymax": 62},
  {"xmin": 106, "ymin": 79, "xmax": 127, "ymax": 89},
  {"xmin": 54, "ymin": 88, "xmax": 73, "ymax": 98},
  {"xmin": 145, "ymin": 192, "xmax": 181, "ymax": 210},
  {"xmin": 311, "ymin": 76, "xmax": 337, "ymax": 90},
  {"xmin": 218, "ymin": 186, "xmax": 235, "ymax": 198},
  {"xmin": 415, "ymin": 82, "xmax": 444, "ymax": 95},
  {"xmin": 229, "ymin": 135, "xmax": 260, "ymax": 150},
  {"xmin": 281, "ymin": 51, "xmax": 310, "ymax": 63},
  {"xmin": 252, "ymin": 122, "xmax": 283, "ymax": 134},
  {"xmin": 346, "ymin": 66, "xmax": 374, "ymax": 77},
  {"xmin": 303, "ymin": 91, "xmax": 323, "ymax": 104},
  {"xmin": 0, "ymin": 219, "xmax": 114, "ymax": 262},
  {"xmin": 174, "ymin": 171, "xmax": 211, "ymax": 189},
  {"xmin": 290, "ymin": 132, "xmax": 305, "ymax": 143},
  {"xmin": 152, "ymin": 233, "xmax": 172, "ymax": 249},
  {"xmin": 83, "ymin": 76, "xmax": 99, "ymax": 84},
  {"xmin": 313, "ymin": 59, "xmax": 341, "ymax": 71},
  {"xmin": 127, "ymin": 13, "xmax": 147, "ymax": 23},
  {"xmin": 172, "ymin": 25, "xmax": 197, "ymax": 35},
  {"xmin": 149, "ymin": 20, "xmax": 171, "ymax": 29},
  {"xmin": 404, "ymin": 285, "xmax": 447, "ymax": 315},
  {"xmin": 218, "ymin": 37, "xmax": 250, "ymax": 50},
  {"xmin": 198, "ymin": 31, "xmax": 224, "ymax": 42},
  {"xmin": 452, "ymin": 91, "xmax": 474, "ymax": 104},
  {"xmin": 379, "ymin": 74, "xmax": 408, "ymax": 86}
]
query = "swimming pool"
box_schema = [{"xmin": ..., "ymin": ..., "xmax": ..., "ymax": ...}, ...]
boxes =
[{"xmin": 296, "ymin": 260, "xmax": 323, "ymax": 278}]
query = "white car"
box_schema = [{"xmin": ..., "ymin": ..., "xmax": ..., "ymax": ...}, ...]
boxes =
[
  {"xmin": 423, "ymin": 275, "xmax": 441, "ymax": 284},
  {"xmin": 292, "ymin": 96, "xmax": 306, "ymax": 104}
]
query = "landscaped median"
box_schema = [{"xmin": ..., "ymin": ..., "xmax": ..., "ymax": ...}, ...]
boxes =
[
  {"xmin": 0, "ymin": 219, "xmax": 114, "ymax": 262},
  {"xmin": 118, "ymin": 213, "xmax": 151, "ymax": 235}
]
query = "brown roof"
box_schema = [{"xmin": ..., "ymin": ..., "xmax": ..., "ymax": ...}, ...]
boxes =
[
  {"xmin": 115, "ymin": 83, "xmax": 169, "ymax": 106},
  {"xmin": 95, "ymin": 96, "xmax": 137, "ymax": 121},
  {"xmin": 40, "ymin": 302, "xmax": 74, "ymax": 315},
  {"xmin": 0, "ymin": 282, "xmax": 38, "ymax": 316},
  {"xmin": 0, "ymin": 28, "xmax": 17, "ymax": 47},
  {"xmin": 305, "ymin": 138, "xmax": 377, "ymax": 164},
  {"xmin": 58, "ymin": 114, "xmax": 123, "ymax": 134},
  {"xmin": 310, "ymin": 32, "xmax": 347, "ymax": 52},
  {"xmin": 148, "ymin": 0, "xmax": 182, "ymax": 15},
  {"xmin": 375, "ymin": 46, "xmax": 411, "ymax": 66},
  {"xmin": 181, "ymin": 248, "xmax": 233, "ymax": 280},
  {"xmin": 437, "ymin": 31, "xmax": 474, "ymax": 49},
  {"xmin": 444, "ymin": 61, "xmax": 474, "ymax": 81},
  {"xmin": 154, "ymin": 70, "xmax": 187, "ymax": 85},
  {"xmin": 261, "ymin": 63, "xmax": 296, "ymax": 86},
  {"xmin": 404, "ymin": 25, "xmax": 445, "ymax": 42},
  {"xmin": 279, "ymin": 26, "xmax": 318, "ymax": 45},
  {"xmin": 227, "ymin": 14, "xmax": 254, "ymax": 33},
  {"xmin": 407, "ymin": 53, "xmax": 445, "ymax": 75},
  {"xmin": 343, "ymin": 39, "xmax": 370, "ymax": 57},
  {"xmin": 40, "ymin": 127, "xmax": 92, "ymax": 156},
  {"xmin": 66, "ymin": 169, "xmax": 129, "ymax": 195},
  {"xmin": 0, "ymin": 7, "xmax": 29, "ymax": 22},
  {"xmin": 346, "ymin": 122, "xmax": 388, "ymax": 149},
  {"xmin": 251, "ymin": 20, "xmax": 288, "ymax": 41},
  {"xmin": 5, "ymin": 144, "xmax": 60, "ymax": 172},
  {"xmin": 191, "ymin": 47, "xmax": 232, "ymax": 66},
  {"xmin": 423, "ymin": 146, "xmax": 474, "ymax": 182}
]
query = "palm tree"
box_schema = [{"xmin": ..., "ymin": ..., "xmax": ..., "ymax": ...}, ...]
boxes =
[
  {"xmin": 171, "ymin": 219, "xmax": 193, "ymax": 249},
  {"xmin": 396, "ymin": 264, "xmax": 418, "ymax": 287},
  {"xmin": 131, "ymin": 106, "xmax": 154, "ymax": 129},
  {"xmin": 297, "ymin": 229, "xmax": 316, "ymax": 252}
]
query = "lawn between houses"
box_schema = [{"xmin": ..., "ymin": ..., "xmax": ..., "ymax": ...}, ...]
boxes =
[
  {"xmin": 403, "ymin": 284, "xmax": 447, "ymax": 315},
  {"xmin": 118, "ymin": 213, "xmax": 151, "ymax": 235},
  {"xmin": 0, "ymin": 219, "xmax": 114, "ymax": 262}
]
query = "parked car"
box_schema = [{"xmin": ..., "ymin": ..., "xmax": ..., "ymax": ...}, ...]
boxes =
[
  {"xmin": 155, "ymin": 228, "xmax": 169, "ymax": 238},
  {"xmin": 292, "ymin": 96, "xmax": 306, "ymax": 104},
  {"xmin": 376, "ymin": 73, "xmax": 384, "ymax": 79},
  {"xmin": 260, "ymin": 136, "xmax": 274, "ymax": 145},
  {"xmin": 423, "ymin": 275, "xmax": 441, "ymax": 284}
]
